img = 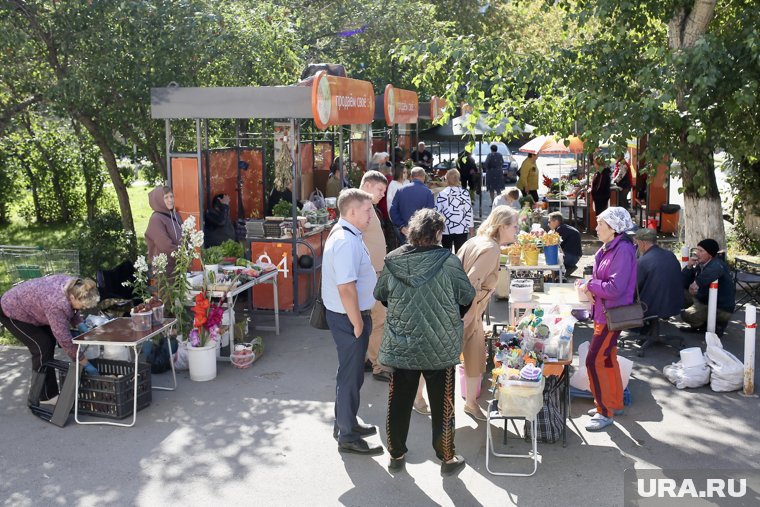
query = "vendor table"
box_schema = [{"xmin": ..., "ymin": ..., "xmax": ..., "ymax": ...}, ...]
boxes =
[
  {"xmin": 508, "ymin": 283, "xmax": 590, "ymax": 325},
  {"xmin": 73, "ymin": 318, "xmax": 176, "ymax": 427},
  {"xmin": 504, "ymin": 254, "xmax": 563, "ymax": 283},
  {"xmin": 189, "ymin": 268, "xmax": 280, "ymax": 361}
]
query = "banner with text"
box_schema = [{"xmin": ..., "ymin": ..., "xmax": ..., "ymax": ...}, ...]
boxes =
[
  {"xmin": 384, "ymin": 84, "xmax": 419, "ymax": 125},
  {"xmin": 311, "ymin": 71, "xmax": 375, "ymax": 130}
]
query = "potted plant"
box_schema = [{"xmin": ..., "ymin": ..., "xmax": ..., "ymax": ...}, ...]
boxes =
[
  {"xmin": 219, "ymin": 239, "xmax": 244, "ymax": 263},
  {"xmin": 125, "ymin": 255, "xmax": 153, "ymax": 329},
  {"xmin": 271, "ymin": 199, "xmax": 293, "ymax": 219},
  {"xmin": 517, "ymin": 232, "xmax": 541, "ymax": 266},
  {"xmin": 202, "ymin": 246, "xmax": 224, "ymax": 280}
]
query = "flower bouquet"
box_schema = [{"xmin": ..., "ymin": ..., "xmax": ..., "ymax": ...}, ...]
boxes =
[
  {"xmin": 503, "ymin": 243, "xmax": 522, "ymax": 266},
  {"xmin": 189, "ymin": 291, "xmax": 224, "ymax": 348},
  {"xmin": 517, "ymin": 232, "xmax": 540, "ymax": 265}
]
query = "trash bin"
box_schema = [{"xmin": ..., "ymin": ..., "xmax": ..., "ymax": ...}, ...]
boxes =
[{"xmin": 660, "ymin": 204, "xmax": 680, "ymax": 234}]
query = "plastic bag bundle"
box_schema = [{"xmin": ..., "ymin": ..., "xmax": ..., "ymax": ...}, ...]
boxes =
[
  {"xmin": 569, "ymin": 341, "xmax": 634, "ymax": 391},
  {"xmin": 497, "ymin": 377, "xmax": 545, "ymax": 422},
  {"xmin": 173, "ymin": 338, "xmax": 189, "ymax": 371},
  {"xmin": 663, "ymin": 361, "xmax": 711, "ymax": 389},
  {"xmin": 704, "ymin": 333, "xmax": 743, "ymax": 392}
]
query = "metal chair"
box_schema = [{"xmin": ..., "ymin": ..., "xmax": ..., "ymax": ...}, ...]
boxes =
[
  {"xmin": 733, "ymin": 257, "xmax": 760, "ymax": 311},
  {"xmin": 485, "ymin": 399, "xmax": 540, "ymax": 477},
  {"xmin": 619, "ymin": 316, "xmax": 684, "ymax": 357}
]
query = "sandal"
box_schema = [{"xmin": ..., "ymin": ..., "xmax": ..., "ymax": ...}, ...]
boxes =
[{"xmin": 441, "ymin": 455, "xmax": 466, "ymax": 476}]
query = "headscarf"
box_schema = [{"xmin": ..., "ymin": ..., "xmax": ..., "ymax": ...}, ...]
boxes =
[{"xmin": 597, "ymin": 206, "xmax": 634, "ymax": 234}]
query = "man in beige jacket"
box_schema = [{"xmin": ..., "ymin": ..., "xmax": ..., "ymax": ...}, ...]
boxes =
[{"xmin": 359, "ymin": 171, "xmax": 393, "ymax": 382}]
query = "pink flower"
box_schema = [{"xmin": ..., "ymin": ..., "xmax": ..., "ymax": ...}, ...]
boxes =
[
  {"xmin": 205, "ymin": 305, "xmax": 224, "ymax": 329},
  {"xmin": 188, "ymin": 328, "xmax": 200, "ymax": 347}
]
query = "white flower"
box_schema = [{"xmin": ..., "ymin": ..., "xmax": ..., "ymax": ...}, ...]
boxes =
[
  {"xmin": 190, "ymin": 230, "xmax": 205, "ymax": 249},
  {"xmin": 182, "ymin": 215, "xmax": 197, "ymax": 233},
  {"xmin": 134, "ymin": 255, "xmax": 149, "ymax": 273},
  {"xmin": 152, "ymin": 253, "xmax": 168, "ymax": 272}
]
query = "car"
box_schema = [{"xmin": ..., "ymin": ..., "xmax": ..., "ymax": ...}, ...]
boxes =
[{"xmin": 431, "ymin": 142, "xmax": 518, "ymax": 183}]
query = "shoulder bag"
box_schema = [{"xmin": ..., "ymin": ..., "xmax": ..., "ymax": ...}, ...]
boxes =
[
  {"xmin": 309, "ymin": 225, "xmax": 356, "ymax": 330},
  {"xmin": 602, "ymin": 281, "xmax": 647, "ymax": 331}
]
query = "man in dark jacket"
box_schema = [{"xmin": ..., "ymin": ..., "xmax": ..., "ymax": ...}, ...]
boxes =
[
  {"xmin": 389, "ymin": 167, "xmax": 434, "ymax": 242},
  {"xmin": 204, "ymin": 194, "xmax": 236, "ymax": 247},
  {"xmin": 634, "ymin": 228, "xmax": 683, "ymax": 321},
  {"xmin": 410, "ymin": 142, "xmax": 432, "ymax": 171},
  {"xmin": 681, "ymin": 238, "xmax": 735, "ymax": 331},
  {"xmin": 548, "ymin": 212, "xmax": 582, "ymax": 276}
]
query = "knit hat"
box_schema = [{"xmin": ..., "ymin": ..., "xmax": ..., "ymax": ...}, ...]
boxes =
[
  {"xmin": 634, "ymin": 228, "xmax": 657, "ymax": 242},
  {"xmin": 697, "ymin": 239, "xmax": 720, "ymax": 257},
  {"xmin": 597, "ymin": 207, "xmax": 635, "ymax": 234}
]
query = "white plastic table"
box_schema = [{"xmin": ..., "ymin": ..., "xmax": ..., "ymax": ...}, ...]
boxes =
[{"xmin": 73, "ymin": 318, "xmax": 176, "ymax": 427}]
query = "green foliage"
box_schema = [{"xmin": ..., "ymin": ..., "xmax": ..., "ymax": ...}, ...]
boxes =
[
  {"xmin": 219, "ymin": 239, "xmax": 244, "ymax": 259},
  {"xmin": 725, "ymin": 156, "xmax": 760, "ymax": 255},
  {"xmin": 69, "ymin": 211, "xmax": 137, "ymax": 279},
  {"xmin": 271, "ymin": 199, "xmax": 294, "ymax": 218},
  {"xmin": 202, "ymin": 246, "xmax": 224, "ymax": 265}
]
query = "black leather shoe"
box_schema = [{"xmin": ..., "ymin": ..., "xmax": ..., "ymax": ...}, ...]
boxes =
[
  {"xmin": 388, "ymin": 455, "xmax": 405, "ymax": 472},
  {"xmin": 441, "ymin": 455, "xmax": 466, "ymax": 476},
  {"xmin": 338, "ymin": 438, "xmax": 383, "ymax": 455},
  {"xmin": 333, "ymin": 423, "xmax": 377, "ymax": 439}
]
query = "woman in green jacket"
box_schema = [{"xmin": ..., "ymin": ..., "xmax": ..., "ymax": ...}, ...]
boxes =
[{"xmin": 374, "ymin": 208, "xmax": 475, "ymax": 475}]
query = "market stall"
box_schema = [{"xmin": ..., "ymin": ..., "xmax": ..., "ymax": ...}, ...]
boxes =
[{"xmin": 151, "ymin": 71, "xmax": 375, "ymax": 312}]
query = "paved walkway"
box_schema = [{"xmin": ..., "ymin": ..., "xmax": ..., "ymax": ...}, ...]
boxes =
[{"xmin": 0, "ymin": 287, "xmax": 757, "ymax": 506}]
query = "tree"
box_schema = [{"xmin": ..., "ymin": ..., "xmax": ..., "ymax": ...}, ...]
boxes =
[{"xmin": 396, "ymin": 0, "xmax": 760, "ymax": 247}]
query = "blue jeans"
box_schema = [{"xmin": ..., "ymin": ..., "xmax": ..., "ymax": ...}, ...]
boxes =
[{"xmin": 326, "ymin": 309, "xmax": 372, "ymax": 443}]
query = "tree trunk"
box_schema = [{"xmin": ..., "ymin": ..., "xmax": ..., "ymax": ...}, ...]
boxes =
[
  {"xmin": 76, "ymin": 113, "xmax": 135, "ymax": 238},
  {"xmin": 21, "ymin": 163, "xmax": 43, "ymax": 223},
  {"xmin": 669, "ymin": 0, "xmax": 724, "ymax": 248}
]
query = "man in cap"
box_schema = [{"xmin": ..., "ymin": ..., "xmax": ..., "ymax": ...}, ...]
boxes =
[
  {"xmin": 681, "ymin": 238, "xmax": 735, "ymax": 333},
  {"xmin": 633, "ymin": 228, "xmax": 683, "ymax": 331}
]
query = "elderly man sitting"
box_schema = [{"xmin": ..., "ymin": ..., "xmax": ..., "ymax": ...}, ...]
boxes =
[
  {"xmin": 633, "ymin": 228, "xmax": 683, "ymax": 333},
  {"xmin": 681, "ymin": 238, "xmax": 735, "ymax": 334}
]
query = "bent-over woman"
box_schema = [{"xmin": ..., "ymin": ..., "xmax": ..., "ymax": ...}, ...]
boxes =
[{"xmin": 0, "ymin": 275, "xmax": 101, "ymax": 404}]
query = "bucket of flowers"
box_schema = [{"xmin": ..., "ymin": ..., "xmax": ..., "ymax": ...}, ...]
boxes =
[
  {"xmin": 186, "ymin": 289, "xmax": 225, "ymax": 381},
  {"xmin": 517, "ymin": 232, "xmax": 540, "ymax": 266}
]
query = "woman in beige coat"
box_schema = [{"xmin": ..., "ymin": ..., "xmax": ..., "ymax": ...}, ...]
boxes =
[{"xmin": 457, "ymin": 206, "xmax": 518, "ymax": 420}]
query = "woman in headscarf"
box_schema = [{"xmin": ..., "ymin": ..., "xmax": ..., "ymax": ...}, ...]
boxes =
[
  {"xmin": 145, "ymin": 186, "xmax": 183, "ymax": 276},
  {"xmin": 581, "ymin": 207, "xmax": 636, "ymax": 431}
]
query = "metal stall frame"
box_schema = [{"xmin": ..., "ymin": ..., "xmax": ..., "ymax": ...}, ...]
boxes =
[{"xmin": 151, "ymin": 82, "xmax": 373, "ymax": 313}]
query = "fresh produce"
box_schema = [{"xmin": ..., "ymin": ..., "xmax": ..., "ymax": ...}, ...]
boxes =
[
  {"xmin": 219, "ymin": 239, "xmax": 244, "ymax": 259},
  {"xmin": 202, "ymin": 246, "xmax": 224, "ymax": 265}
]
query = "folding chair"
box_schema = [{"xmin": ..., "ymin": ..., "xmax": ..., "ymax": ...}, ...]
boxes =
[
  {"xmin": 485, "ymin": 399, "xmax": 540, "ymax": 477},
  {"xmin": 619, "ymin": 316, "xmax": 684, "ymax": 357},
  {"xmin": 734, "ymin": 257, "xmax": 760, "ymax": 311}
]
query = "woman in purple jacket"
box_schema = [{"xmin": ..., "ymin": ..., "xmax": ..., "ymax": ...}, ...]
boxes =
[
  {"xmin": 0, "ymin": 275, "xmax": 100, "ymax": 404},
  {"xmin": 581, "ymin": 207, "xmax": 636, "ymax": 431}
]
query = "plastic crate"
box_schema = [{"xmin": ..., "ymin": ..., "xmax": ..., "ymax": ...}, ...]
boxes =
[{"xmin": 61, "ymin": 359, "xmax": 152, "ymax": 419}]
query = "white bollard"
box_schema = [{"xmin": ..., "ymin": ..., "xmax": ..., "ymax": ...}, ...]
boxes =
[
  {"xmin": 744, "ymin": 305, "xmax": 756, "ymax": 396},
  {"xmin": 680, "ymin": 245, "xmax": 690, "ymax": 269},
  {"xmin": 706, "ymin": 281, "xmax": 718, "ymax": 334}
]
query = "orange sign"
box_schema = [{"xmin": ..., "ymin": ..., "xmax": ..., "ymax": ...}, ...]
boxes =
[
  {"xmin": 384, "ymin": 84, "xmax": 419, "ymax": 125},
  {"xmin": 430, "ymin": 96, "xmax": 448, "ymax": 122},
  {"xmin": 311, "ymin": 71, "xmax": 375, "ymax": 130}
]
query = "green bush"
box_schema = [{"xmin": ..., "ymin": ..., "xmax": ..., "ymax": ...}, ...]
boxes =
[{"xmin": 69, "ymin": 211, "xmax": 137, "ymax": 278}]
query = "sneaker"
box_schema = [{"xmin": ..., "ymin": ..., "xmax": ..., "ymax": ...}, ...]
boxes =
[
  {"xmin": 464, "ymin": 404, "xmax": 487, "ymax": 421},
  {"xmin": 585, "ymin": 413, "xmax": 614, "ymax": 431},
  {"xmin": 441, "ymin": 455, "xmax": 466, "ymax": 476},
  {"xmin": 587, "ymin": 407, "xmax": 624, "ymax": 416},
  {"xmin": 388, "ymin": 454, "xmax": 406, "ymax": 472},
  {"xmin": 413, "ymin": 399, "xmax": 431, "ymax": 415}
]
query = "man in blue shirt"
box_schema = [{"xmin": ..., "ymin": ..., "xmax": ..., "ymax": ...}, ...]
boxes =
[
  {"xmin": 390, "ymin": 167, "xmax": 434, "ymax": 242},
  {"xmin": 548, "ymin": 212, "xmax": 582, "ymax": 277},
  {"xmin": 322, "ymin": 188, "xmax": 383, "ymax": 455}
]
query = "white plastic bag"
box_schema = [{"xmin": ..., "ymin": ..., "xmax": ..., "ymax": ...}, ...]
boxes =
[
  {"xmin": 704, "ymin": 333, "xmax": 743, "ymax": 392},
  {"xmin": 173, "ymin": 337, "xmax": 189, "ymax": 370},
  {"xmin": 570, "ymin": 341, "xmax": 634, "ymax": 391},
  {"xmin": 663, "ymin": 361, "xmax": 711, "ymax": 389}
]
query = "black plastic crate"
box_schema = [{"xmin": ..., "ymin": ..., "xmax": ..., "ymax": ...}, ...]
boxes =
[{"xmin": 61, "ymin": 358, "xmax": 152, "ymax": 420}]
